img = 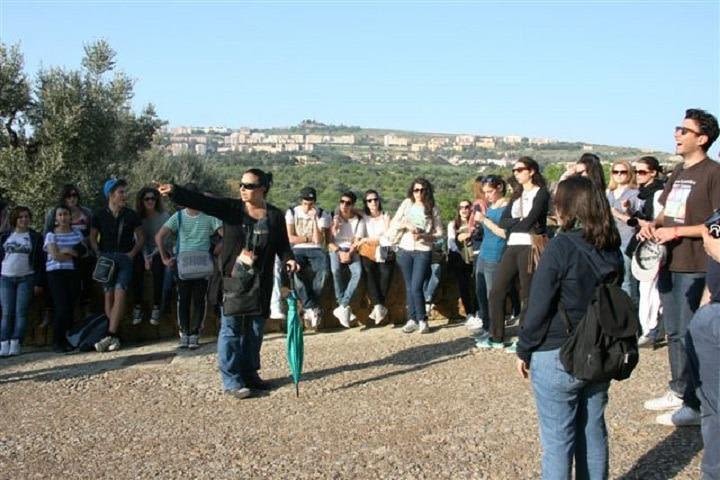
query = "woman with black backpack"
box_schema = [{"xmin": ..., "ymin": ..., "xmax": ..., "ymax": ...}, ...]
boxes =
[{"xmin": 515, "ymin": 176, "xmax": 624, "ymax": 479}]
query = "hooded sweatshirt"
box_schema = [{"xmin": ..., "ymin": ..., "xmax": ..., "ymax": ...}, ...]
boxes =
[{"xmin": 517, "ymin": 230, "xmax": 624, "ymax": 365}]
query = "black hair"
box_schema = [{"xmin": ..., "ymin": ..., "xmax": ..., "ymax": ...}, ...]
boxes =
[
  {"xmin": 685, "ymin": 108, "xmax": 719, "ymax": 152},
  {"xmin": 363, "ymin": 189, "xmax": 383, "ymax": 215},
  {"xmin": 555, "ymin": 176, "xmax": 620, "ymax": 250},
  {"xmin": 406, "ymin": 177, "xmax": 436, "ymax": 217},
  {"xmin": 340, "ymin": 191, "xmax": 357, "ymax": 204},
  {"xmin": 453, "ymin": 199, "xmax": 472, "ymax": 231},
  {"xmin": 51, "ymin": 204, "xmax": 71, "ymax": 229},
  {"xmin": 244, "ymin": 168, "xmax": 273, "ymax": 196},
  {"xmin": 511, "ymin": 156, "xmax": 546, "ymax": 200},
  {"xmin": 58, "ymin": 184, "xmax": 82, "ymax": 206},
  {"xmin": 576, "ymin": 153, "xmax": 607, "ymax": 191},
  {"xmin": 110, "ymin": 179, "xmax": 127, "ymax": 195},
  {"xmin": 481, "ymin": 174, "xmax": 507, "ymax": 196},
  {"xmin": 9, "ymin": 206, "xmax": 32, "ymax": 228},
  {"xmin": 135, "ymin": 186, "xmax": 163, "ymax": 218}
]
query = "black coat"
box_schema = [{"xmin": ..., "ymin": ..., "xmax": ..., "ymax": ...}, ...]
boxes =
[{"xmin": 169, "ymin": 186, "xmax": 294, "ymax": 318}]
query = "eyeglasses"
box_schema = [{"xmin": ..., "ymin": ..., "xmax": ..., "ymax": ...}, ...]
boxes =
[
  {"xmin": 413, "ymin": 188, "xmax": 425, "ymax": 193},
  {"xmin": 611, "ymin": 170, "xmax": 629, "ymax": 175},
  {"xmin": 143, "ymin": 196, "xmax": 157, "ymax": 202},
  {"xmin": 675, "ymin": 126, "xmax": 702, "ymax": 136},
  {"xmin": 633, "ymin": 169, "xmax": 650, "ymax": 175},
  {"xmin": 339, "ymin": 199, "xmax": 354, "ymax": 206},
  {"xmin": 365, "ymin": 198, "xmax": 379, "ymax": 203},
  {"xmin": 512, "ymin": 167, "xmax": 529, "ymax": 174},
  {"xmin": 458, "ymin": 204, "xmax": 471, "ymax": 209},
  {"xmin": 240, "ymin": 182, "xmax": 262, "ymax": 190}
]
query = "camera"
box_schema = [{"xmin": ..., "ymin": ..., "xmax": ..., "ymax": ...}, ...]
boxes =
[{"xmin": 704, "ymin": 208, "xmax": 720, "ymax": 239}]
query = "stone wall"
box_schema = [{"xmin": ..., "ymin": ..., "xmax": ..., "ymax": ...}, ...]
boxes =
[{"xmin": 23, "ymin": 263, "xmax": 466, "ymax": 346}]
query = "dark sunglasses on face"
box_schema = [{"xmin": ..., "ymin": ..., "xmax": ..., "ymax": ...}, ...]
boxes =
[
  {"xmin": 240, "ymin": 182, "xmax": 262, "ymax": 190},
  {"xmin": 365, "ymin": 198, "xmax": 379, "ymax": 203},
  {"xmin": 458, "ymin": 204, "xmax": 471, "ymax": 209},
  {"xmin": 339, "ymin": 199, "xmax": 354, "ymax": 206},
  {"xmin": 413, "ymin": 188, "xmax": 425, "ymax": 193},
  {"xmin": 634, "ymin": 169, "xmax": 651, "ymax": 175},
  {"xmin": 675, "ymin": 126, "xmax": 701, "ymax": 136},
  {"xmin": 611, "ymin": 170, "xmax": 629, "ymax": 175},
  {"xmin": 144, "ymin": 196, "xmax": 157, "ymax": 201},
  {"xmin": 512, "ymin": 167, "xmax": 529, "ymax": 173}
]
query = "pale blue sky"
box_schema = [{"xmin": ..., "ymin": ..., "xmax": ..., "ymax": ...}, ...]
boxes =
[{"xmin": 2, "ymin": 1, "xmax": 719, "ymax": 154}]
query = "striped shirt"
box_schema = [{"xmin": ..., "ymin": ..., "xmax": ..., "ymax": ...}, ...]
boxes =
[
  {"xmin": 163, "ymin": 209, "xmax": 222, "ymax": 254},
  {"xmin": 44, "ymin": 230, "xmax": 84, "ymax": 271}
]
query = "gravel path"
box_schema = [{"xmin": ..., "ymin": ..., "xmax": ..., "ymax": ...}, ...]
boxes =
[{"xmin": 0, "ymin": 321, "xmax": 703, "ymax": 479}]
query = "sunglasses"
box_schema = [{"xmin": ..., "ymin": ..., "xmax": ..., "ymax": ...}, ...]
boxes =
[
  {"xmin": 339, "ymin": 199, "xmax": 354, "ymax": 206},
  {"xmin": 675, "ymin": 126, "xmax": 702, "ymax": 136},
  {"xmin": 611, "ymin": 170, "xmax": 629, "ymax": 175},
  {"xmin": 143, "ymin": 196, "xmax": 157, "ymax": 201},
  {"xmin": 240, "ymin": 182, "xmax": 262, "ymax": 190},
  {"xmin": 365, "ymin": 198, "xmax": 379, "ymax": 203},
  {"xmin": 633, "ymin": 169, "xmax": 651, "ymax": 175},
  {"xmin": 413, "ymin": 188, "xmax": 425, "ymax": 193},
  {"xmin": 512, "ymin": 167, "xmax": 529, "ymax": 173},
  {"xmin": 458, "ymin": 204, "xmax": 471, "ymax": 209}
]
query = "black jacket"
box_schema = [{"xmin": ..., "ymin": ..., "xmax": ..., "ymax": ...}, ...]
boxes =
[
  {"xmin": 169, "ymin": 186, "xmax": 294, "ymax": 318},
  {"xmin": 516, "ymin": 230, "xmax": 623, "ymax": 364},
  {"xmin": 499, "ymin": 187, "xmax": 550, "ymax": 236},
  {"xmin": 0, "ymin": 229, "xmax": 46, "ymax": 286}
]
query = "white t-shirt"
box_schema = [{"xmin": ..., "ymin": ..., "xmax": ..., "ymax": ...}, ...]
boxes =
[
  {"xmin": 286, "ymin": 206, "xmax": 332, "ymax": 249},
  {"xmin": 1, "ymin": 232, "xmax": 34, "ymax": 277},
  {"xmin": 333, "ymin": 215, "xmax": 367, "ymax": 250},
  {"xmin": 507, "ymin": 186, "xmax": 540, "ymax": 246},
  {"xmin": 44, "ymin": 230, "xmax": 84, "ymax": 271},
  {"xmin": 364, "ymin": 213, "xmax": 391, "ymax": 245}
]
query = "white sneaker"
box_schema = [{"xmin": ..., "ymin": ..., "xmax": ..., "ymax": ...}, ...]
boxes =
[
  {"xmin": 656, "ymin": 405, "xmax": 701, "ymax": 427},
  {"xmin": 638, "ymin": 332, "xmax": 656, "ymax": 348},
  {"xmin": 368, "ymin": 305, "xmax": 380, "ymax": 323},
  {"xmin": 465, "ymin": 315, "xmax": 484, "ymax": 332},
  {"xmin": 132, "ymin": 306, "xmax": 143, "ymax": 325},
  {"xmin": 348, "ymin": 307, "xmax": 356, "ymax": 324},
  {"xmin": 334, "ymin": 305, "xmax": 351, "ymax": 328},
  {"xmin": 0, "ymin": 341, "xmax": 9, "ymax": 356},
  {"xmin": 418, "ymin": 320, "xmax": 430, "ymax": 334},
  {"xmin": 8, "ymin": 339, "xmax": 20, "ymax": 356},
  {"xmin": 644, "ymin": 391, "xmax": 684, "ymax": 411},
  {"xmin": 311, "ymin": 308, "xmax": 321, "ymax": 328},
  {"xmin": 402, "ymin": 320, "xmax": 418, "ymax": 333},
  {"xmin": 178, "ymin": 333, "xmax": 189, "ymax": 349},
  {"xmin": 377, "ymin": 304, "xmax": 388, "ymax": 323},
  {"xmin": 270, "ymin": 309, "xmax": 286, "ymax": 321},
  {"xmin": 304, "ymin": 308, "xmax": 319, "ymax": 329},
  {"xmin": 149, "ymin": 306, "xmax": 161, "ymax": 326}
]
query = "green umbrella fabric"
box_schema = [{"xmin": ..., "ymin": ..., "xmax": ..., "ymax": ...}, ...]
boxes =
[{"xmin": 285, "ymin": 287, "xmax": 304, "ymax": 397}]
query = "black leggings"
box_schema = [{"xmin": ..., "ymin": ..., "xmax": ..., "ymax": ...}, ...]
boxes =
[
  {"xmin": 177, "ymin": 278, "xmax": 208, "ymax": 335},
  {"xmin": 47, "ymin": 270, "xmax": 79, "ymax": 346},
  {"xmin": 489, "ymin": 245, "xmax": 532, "ymax": 342},
  {"xmin": 360, "ymin": 257, "xmax": 394, "ymax": 305},
  {"xmin": 133, "ymin": 254, "xmax": 165, "ymax": 307},
  {"xmin": 448, "ymin": 251, "xmax": 476, "ymax": 317}
]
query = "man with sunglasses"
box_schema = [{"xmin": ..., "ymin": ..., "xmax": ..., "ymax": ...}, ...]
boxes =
[
  {"xmin": 286, "ymin": 187, "xmax": 332, "ymax": 328},
  {"xmin": 328, "ymin": 192, "xmax": 366, "ymax": 327},
  {"xmin": 640, "ymin": 108, "xmax": 720, "ymax": 428}
]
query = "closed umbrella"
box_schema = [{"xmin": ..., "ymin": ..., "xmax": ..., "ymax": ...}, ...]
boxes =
[{"xmin": 285, "ymin": 276, "xmax": 304, "ymax": 397}]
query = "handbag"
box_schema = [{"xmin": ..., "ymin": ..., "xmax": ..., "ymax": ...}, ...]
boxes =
[
  {"xmin": 460, "ymin": 241, "xmax": 476, "ymax": 265},
  {"xmin": 175, "ymin": 210, "xmax": 215, "ymax": 280},
  {"xmin": 222, "ymin": 263, "xmax": 262, "ymax": 316},
  {"xmin": 93, "ymin": 217, "xmax": 124, "ymax": 284}
]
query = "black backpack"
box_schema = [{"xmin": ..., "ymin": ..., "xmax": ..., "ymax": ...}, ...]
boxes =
[{"xmin": 558, "ymin": 250, "xmax": 640, "ymax": 383}]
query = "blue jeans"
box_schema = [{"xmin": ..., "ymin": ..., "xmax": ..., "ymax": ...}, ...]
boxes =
[
  {"xmin": 687, "ymin": 304, "xmax": 720, "ymax": 480},
  {"xmin": 474, "ymin": 257, "xmax": 499, "ymax": 321},
  {"xmin": 531, "ymin": 349, "xmax": 610, "ymax": 480},
  {"xmin": 293, "ymin": 248, "xmax": 328, "ymax": 310},
  {"xmin": 658, "ymin": 270, "xmax": 705, "ymax": 409},
  {"xmin": 217, "ymin": 312, "xmax": 266, "ymax": 391},
  {"xmin": 0, "ymin": 274, "xmax": 34, "ymax": 342},
  {"xmin": 621, "ymin": 255, "xmax": 639, "ymax": 305},
  {"xmin": 329, "ymin": 252, "xmax": 362, "ymax": 307},
  {"xmin": 423, "ymin": 262, "xmax": 442, "ymax": 304},
  {"xmin": 397, "ymin": 249, "xmax": 432, "ymax": 322},
  {"xmin": 101, "ymin": 252, "xmax": 134, "ymax": 292}
]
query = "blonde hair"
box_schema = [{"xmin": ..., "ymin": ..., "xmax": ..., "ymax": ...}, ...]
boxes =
[{"xmin": 607, "ymin": 159, "xmax": 637, "ymax": 191}]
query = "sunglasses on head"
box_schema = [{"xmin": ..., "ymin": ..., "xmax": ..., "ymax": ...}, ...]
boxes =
[{"xmin": 240, "ymin": 182, "xmax": 262, "ymax": 190}]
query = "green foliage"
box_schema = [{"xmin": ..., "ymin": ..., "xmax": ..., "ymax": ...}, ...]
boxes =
[
  {"xmin": 0, "ymin": 44, "xmax": 32, "ymax": 148},
  {"xmin": 0, "ymin": 40, "xmax": 164, "ymax": 224},
  {"xmin": 128, "ymin": 149, "xmax": 228, "ymax": 198}
]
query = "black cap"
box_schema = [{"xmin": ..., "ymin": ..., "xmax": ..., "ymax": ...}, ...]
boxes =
[{"xmin": 300, "ymin": 186, "xmax": 317, "ymax": 201}]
